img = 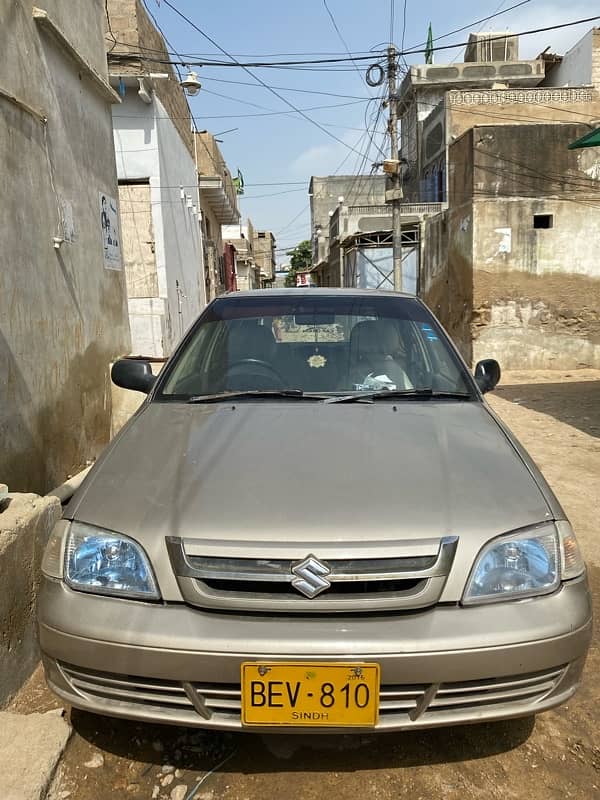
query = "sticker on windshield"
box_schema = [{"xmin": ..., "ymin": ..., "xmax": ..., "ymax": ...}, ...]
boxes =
[
  {"xmin": 354, "ymin": 374, "xmax": 397, "ymax": 391},
  {"xmin": 420, "ymin": 323, "xmax": 439, "ymax": 341},
  {"xmin": 308, "ymin": 355, "xmax": 327, "ymax": 368}
]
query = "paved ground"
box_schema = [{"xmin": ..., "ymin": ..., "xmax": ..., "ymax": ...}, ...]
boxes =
[
  {"xmin": 9, "ymin": 369, "xmax": 600, "ymax": 800},
  {"xmin": 0, "ymin": 710, "xmax": 70, "ymax": 800}
]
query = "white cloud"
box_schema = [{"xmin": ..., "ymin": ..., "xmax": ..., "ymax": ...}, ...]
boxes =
[
  {"xmin": 290, "ymin": 142, "xmax": 347, "ymax": 176},
  {"xmin": 289, "ymin": 127, "xmax": 373, "ymax": 177}
]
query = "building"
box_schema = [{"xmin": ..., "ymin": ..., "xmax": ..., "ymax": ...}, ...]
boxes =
[
  {"xmin": 253, "ymin": 230, "xmax": 277, "ymax": 287},
  {"xmin": 273, "ymin": 264, "xmax": 291, "ymax": 288},
  {"xmin": 222, "ymin": 220, "xmax": 260, "ymax": 291},
  {"xmin": 310, "ymin": 175, "xmax": 388, "ymax": 271},
  {"xmin": 106, "ymin": 0, "xmax": 207, "ymax": 357},
  {"xmin": 422, "ymin": 120, "xmax": 600, "ymax": 368},
  {"xmin": 309, "ymin": 174, "xmax": 443, "ymax": 290},
  {"xmin": 398, "ymin": 30, "xmax": 549, "ymax": 203},
  {"xmin": 404, "ymin": 28, "xmax": 600, "ymax": 368},
  {"xmin": 1, "ymin": 0, "xmax": 131, "ymax": 492},
  {"xmin": 195, "ymin": 131, "xmax": 240, "ymax": 300}
]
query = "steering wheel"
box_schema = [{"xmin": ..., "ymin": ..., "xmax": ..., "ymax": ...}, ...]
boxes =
[{"xmin": 225, "ymin": 358, "xmax": 286, "ymax": 389}]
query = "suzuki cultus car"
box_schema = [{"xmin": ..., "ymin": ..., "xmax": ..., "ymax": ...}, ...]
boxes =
[{"xmin": 39, "ymin": 289, "xmax": 591, "ymax": 732}]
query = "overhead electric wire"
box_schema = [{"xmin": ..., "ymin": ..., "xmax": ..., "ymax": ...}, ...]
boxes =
[
  {"xmin": 156, "ymin": 0, "xmax": 376, "ymax": 157},
  {"xmin": 322, "ymin": 0, "xmax": 375, "ymax": 92},
  {"xmin": 200, "ymin": 76, "xmax": 369, "ymax": 100},
  {"xmin": 274, "ymin": 125, "xmax": 375, "ymax": 243},
  {"xmin": 140, "ymin": 0, "xmax": 184, "ymax": 83},
  {"xmin": 101, "ymin": 36, "xmax": 387, "ymax": 59},
  {"xmin": 414, "ymin": 96, "xmax": 598, "ymax": 128},
  {"xmin": 110, "ymin": 51, "xmax": 381, "ymax": 72},
  {"xmin": 403, "ymin": 0, "xmax": 531, "ymax": 52},
  {"xmin": 201, "ymin": 87, "xmax": 277, "ymax": 112},
  {"xmin": 469, "ymin": 163, "xmax": 600, "ymax": 211},
  {"xmin": 477, "ymin": 150, "xmax": 600, "ymax": 194},
  {"xmin": 398, "ymin": 14, "xmax": 600, "ymax": 59},
  {"xmin": 116, "ymin": 98, "xmax": 370, "ymax": 122},
  {"xmin": 108, "ymin": 8, "xmax": 597, "ymax": 68},
  {"xmin": 105, "ymin": 0, "xmax": 117, "ymax": 53}
]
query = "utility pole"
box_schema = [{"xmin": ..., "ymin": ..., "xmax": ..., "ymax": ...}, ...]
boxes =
[{"xmin": 385, "ymin": 44, "xmax": 403, "ymax": 292}]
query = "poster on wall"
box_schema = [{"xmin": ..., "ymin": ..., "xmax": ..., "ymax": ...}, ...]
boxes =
[{"xmin": 99, "ymin": 192, "xmax": 122, "ymax": 270}]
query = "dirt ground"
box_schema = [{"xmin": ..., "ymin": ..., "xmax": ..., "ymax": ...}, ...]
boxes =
[{"xmin": 11, "ymin": 369, "xmax": 600, "ymax": 800}]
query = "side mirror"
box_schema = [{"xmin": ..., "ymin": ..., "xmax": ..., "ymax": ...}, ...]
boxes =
[
  {"xmin": 474, "ymin": 359, "xmax": 501, "ymax": 394},
  {"xmin": 111, "ymin": 359, "xmax": 156, "ymax": 394}
]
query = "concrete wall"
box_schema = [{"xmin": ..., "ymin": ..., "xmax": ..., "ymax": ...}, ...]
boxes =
[
  {"xmin": 113, "ymin": 93, "xmax": 205, "ymax": 356},
  {"xmin": 421, "ymin": 130, "xmax": 474, "ymax": 359},
  {"xmin": 0, "ymin": 494, "xmax": 61, "ymax": 706},
  {"xmin": 422, "ymin": 124, "xmax": 600, "ymax": 369},
  {"xmin": 472, "ymin": 193, "xmax": 600, "ymax": 368},
  {"xmin": 310, "ymin": 175, "xmax": 387, "ymax": 237},
  {"xmin": 471, "ymin": 123, "xmax": 600, "ymax": 369},
  {"xmin": 543, "ymin": 29, "xmax": 600, "ymax": 88},
  {"xmin": 253, "ymin": 231, "xmax": 276, "ymax": 282},
  {"xmin": 1, "ymin": 0, "xmax": 131, "ymax": 494},
  {"xmin": 421, "ymin": 210, "xmax": 474, "ymax": 360},
  {"xmin": 446, "ymin": 86, "xmax": 600, "ymax": 142}
]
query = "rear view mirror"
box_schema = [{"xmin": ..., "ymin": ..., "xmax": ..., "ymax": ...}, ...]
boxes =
[
  {"xmin": 474, "ymin": 359, "xmax": 501, "ymax": 394},
  {"xmin": 111, "ymin": 359, "xmax": 156, "ymax": 394}
]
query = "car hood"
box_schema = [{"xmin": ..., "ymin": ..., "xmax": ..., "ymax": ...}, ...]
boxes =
[{"xmin": 69, "ymin": 400, "xmax": 552, "ymax": 600}]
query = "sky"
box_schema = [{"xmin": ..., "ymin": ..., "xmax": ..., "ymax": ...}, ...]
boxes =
[{"xmin": 142, "ymin": 0, "xmax": 599, "ymax": 262}]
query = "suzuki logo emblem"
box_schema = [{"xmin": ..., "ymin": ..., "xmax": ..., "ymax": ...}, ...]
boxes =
[{"xmin": 291, "ymin": 555, "xmax": 331, "ymax": 598}]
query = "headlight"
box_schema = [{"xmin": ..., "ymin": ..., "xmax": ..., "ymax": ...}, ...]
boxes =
[
  {"xmin": 463, "ymin": 521, "xmax": 583, "ymax": 605},
  {"xmin": 64, "ymin": 522, "xmax": 160, "ymax": 600}
]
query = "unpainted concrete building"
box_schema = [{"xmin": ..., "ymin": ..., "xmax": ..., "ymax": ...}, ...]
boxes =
[
  {"xmin": 421, "ymin": 122, "xmax": 600, "ymax": 368},
  {"xmin": 310, "ymin": 175, "xmax": 388, "ymax": 269},
  {"xmin": 407, "ymin": 28, "xmax": 600, "ymax": 368},
  {"xmin": 196, "ymin": 132, "xmax": 240, "ymax": 301},
  {"xmin": 107, "ymin": 0, "xmax": 207, "ymax": 357},
  {"xmin": 309, "ymin": 174, "xmax": 443, "ymax": 290},
  {"xmin": 1, "ymin": 0, "xmax": 131, "ymax": 493},
  {"xmin": 253, "ymin": 230, "xmax": 277, "ymax": 286}
]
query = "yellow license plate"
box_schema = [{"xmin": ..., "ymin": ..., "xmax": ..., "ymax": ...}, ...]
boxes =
[{"xmin": 241, "ymin": 662, "xmax": 380, "ymax": 727}]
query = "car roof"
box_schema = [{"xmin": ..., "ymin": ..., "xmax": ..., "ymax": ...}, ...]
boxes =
[{"xmin": 219, "ymin": 288, "xmax": 416, "ymax": 300}]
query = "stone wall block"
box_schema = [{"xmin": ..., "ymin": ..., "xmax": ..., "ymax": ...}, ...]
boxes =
[{"xmin": 0, "ymin": 494, "xmax": 62, "ymax": 707}]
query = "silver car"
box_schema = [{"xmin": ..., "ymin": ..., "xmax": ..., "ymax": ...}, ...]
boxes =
[{"xmin": 39, "ymin": 289, "xmax": 592, "ymax": 732}]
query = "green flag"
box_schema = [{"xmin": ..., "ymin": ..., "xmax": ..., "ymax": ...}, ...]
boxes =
[{"xmin": 425, "ymin": 23, "xmax": 433, "ymax": 64}]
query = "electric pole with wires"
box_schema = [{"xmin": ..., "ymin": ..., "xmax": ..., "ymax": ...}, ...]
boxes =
[{"xmin": 384, "ymin": 44, "xmax": 403, "ymax": 292}]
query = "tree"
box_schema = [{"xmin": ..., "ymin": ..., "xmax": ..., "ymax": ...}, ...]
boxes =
[{"xmin": 285, "ymin": 240, "xmax": 312, "ymax": 287}]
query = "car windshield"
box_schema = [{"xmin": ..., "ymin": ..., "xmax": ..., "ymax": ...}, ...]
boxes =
[{"xmin": 158, "ymin": 294, "xmax": 474, "ymax": 399}]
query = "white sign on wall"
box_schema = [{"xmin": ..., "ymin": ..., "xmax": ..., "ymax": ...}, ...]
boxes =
[{"xmin": 99, "ymin": 192, "xmax": 122, "ymax": 270}]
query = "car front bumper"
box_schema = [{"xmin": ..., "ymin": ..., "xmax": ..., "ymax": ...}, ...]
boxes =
[{"xmin": 39, "ymin": 576, "xmax": 592, "ymax": 733}]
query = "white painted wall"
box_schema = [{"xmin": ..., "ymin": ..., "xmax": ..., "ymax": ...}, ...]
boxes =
[
  {"xmin": 112, "ymin": 92, "xmax": 206, "ymax": 356},
  {"xmin": 543, "ymin": 30, "xmax": 594, "ymax": 87}
]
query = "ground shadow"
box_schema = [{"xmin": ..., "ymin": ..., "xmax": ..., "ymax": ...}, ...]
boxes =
[
  {"xmin": 69, "ymin": 709, "xmax": 535, "ymax": 777},
  {"xmin": 494, "ymin": 380, "xmax": 600, "ymax": 439}
]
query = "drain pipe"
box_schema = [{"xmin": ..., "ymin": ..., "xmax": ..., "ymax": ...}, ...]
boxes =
[{"xmin": 46, "ymin": 464, "xmax": 93, "ymax": 505}]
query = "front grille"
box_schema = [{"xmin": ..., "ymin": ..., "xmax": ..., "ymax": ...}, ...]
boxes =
[
  {"xmin": 59, "ymin": 662, "xmax": 566, "ymax": 727},
  {"xmin": 166, "ymin": 536, "xmax": 458, "ymax": 613},
  {"xmin": 202, "ymin": 577, "xmax": 425, "ymax": 596}
]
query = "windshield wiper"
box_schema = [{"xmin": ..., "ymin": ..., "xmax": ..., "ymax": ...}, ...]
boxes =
[
  {"xmin": 324, "ymin": 389, "xmax": 472, "ymax": 404},
  {"xmin": 187, "ymin": 389, "xmax": 328, "ymax": 403}
]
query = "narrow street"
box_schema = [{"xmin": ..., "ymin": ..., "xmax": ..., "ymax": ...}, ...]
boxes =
[{"xmin": 9, "ymin": 370, "xmax": 600, "ymax": 800}]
